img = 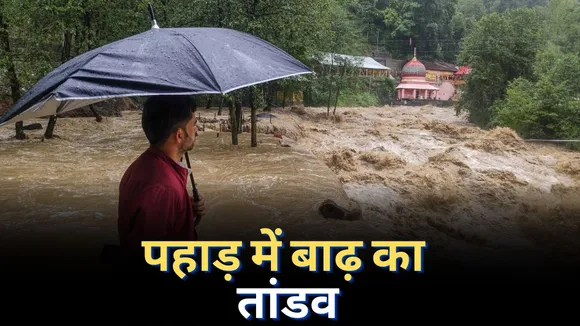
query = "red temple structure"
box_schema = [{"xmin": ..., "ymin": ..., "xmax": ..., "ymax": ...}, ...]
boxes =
[
  {"xmin": 453, "ymin": 65, "xmax": 472, "ymax": 85},
  {"xmin": 396, "ymin": 49, "xmax": 439, "ymax": 100}
]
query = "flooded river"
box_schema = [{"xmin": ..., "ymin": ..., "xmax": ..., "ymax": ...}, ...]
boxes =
[
  {"xmin": 0, "ymin": 111, "xmax": 379, "ymax": 270},
  {"xmin": 1, "ymin": 105, "xmax": 579, "ymax": 273}
]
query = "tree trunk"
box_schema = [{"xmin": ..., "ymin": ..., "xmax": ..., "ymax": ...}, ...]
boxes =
[
  {"xmin": 228, "ymin": 98, "xmax": 238, "ymax": 145},
  {"xmin": 14, "ymin": 121, "xmax": 25, "ymax": 140},
  {"xmin": 205, "ymin": 96, "xmax": 212, "ymax": 110},
  {"xmin": 333, "ymin": 87, "xmax": 341, "ymax": 116},
  {"xmin": 84, "ymin": 11, "xmax": 92, "ymax": 51},
  {"xmin": 44, "ymin": 116, "xmax": 58, "ymax": 139},
  {"xmin": 235, "ymin": 99, "xmax": 242, "ymax": 134},
  {"xmin": 218, "ymin": 96, "xmax": 223, "ymax": 115},
  {"xmin": 46, "ymin": 29, "xmax": 74, "ymax": 138},
  {"xmin": 89, "ymin": 105, "xmax": 102, "ymax": 122},
  {"xmin": 81, "ymin": 13, "xmax": 102, "ymax": 122},
  {"xmin": 326, "ymin": 78, "xmax": 333, "ymax": 116},
  {"xmin": 265, "ymin": 83, "xmax": 273, "ymax": 111},
  {"xmin": 326, "ymin": 56, "xmax": 334, "ymax": 116},
  {"xmin": 250, "ymin": 90, "xmax": 257, "ymax": 147},
  {"xmin": 333, "ymin": 65, "xmax": 346, "ymax": 115},
  {"xmin": 0, "ymin": 11, "xmax": 25, "ymax": 139}
]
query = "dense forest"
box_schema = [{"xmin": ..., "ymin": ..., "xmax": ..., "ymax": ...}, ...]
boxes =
[{"xmin": 1, "ymin": 0, "xmax": 579, "ymax": 146}]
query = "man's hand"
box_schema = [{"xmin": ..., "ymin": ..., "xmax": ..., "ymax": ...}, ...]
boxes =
[{"xmin": 191, "ymin": 194, "xmax": 206, "ymax": 226}]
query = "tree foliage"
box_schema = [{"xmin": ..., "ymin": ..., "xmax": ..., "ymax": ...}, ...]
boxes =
[
  {"xmin": 459, "ymin": 0, "xmax": 580, "ymax": 148},
  {"xmin": 3, "ymin": 0, "xmax": 578, "ymax": 148},
  {"xmin": 455, "ymin": 8, "xmax": 544, "ymax": 127}
]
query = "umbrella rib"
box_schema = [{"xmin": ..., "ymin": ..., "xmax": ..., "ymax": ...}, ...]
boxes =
[
  {"xmin": 176, "ymin": 31, "xmax": 223, "ymax": 94},
  {"xmin": 54, "ymin": 90, "xmax": 222, "ymax": 102},
  {"xmin": 220, "ymin": 71, "xmax": 313, "ymax": 95}
]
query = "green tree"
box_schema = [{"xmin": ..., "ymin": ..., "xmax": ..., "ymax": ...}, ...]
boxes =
[
  {"xmin": 455, "ymin": 8, "xmax": 544, "ymax": 127},
  {"xmin": 493, "ymin": 44, "xmax": 580, "ymax": 149},
  {"xmin": 547, "ymin": 0, "xmax": 580, "ymax": 54}
]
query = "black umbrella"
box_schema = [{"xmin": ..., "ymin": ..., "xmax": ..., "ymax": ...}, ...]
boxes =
[{"xmin": 0, "ymin": 5, "xmax": 313, "ymax": 202}]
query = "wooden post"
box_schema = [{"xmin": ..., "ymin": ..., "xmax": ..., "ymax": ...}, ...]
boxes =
[{"xmin": 250, "ymin": 90, "xmax": 257, "ymax": 147}]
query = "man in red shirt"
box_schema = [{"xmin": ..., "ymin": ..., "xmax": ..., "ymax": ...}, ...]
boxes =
[{"xmin": 117, "ymin": 95, "xmax": 205, "ymax": 259}]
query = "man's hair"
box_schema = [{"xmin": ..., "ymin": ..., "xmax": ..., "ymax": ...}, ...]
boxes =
[{"xmin": 142, "ymin": 95, "xmax": 196, "ymax": 147}]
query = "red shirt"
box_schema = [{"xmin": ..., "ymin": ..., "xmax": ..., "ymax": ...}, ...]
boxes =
[{"xmin": 118, "ymin": 146, "xmax": 197, "ymax": 255}]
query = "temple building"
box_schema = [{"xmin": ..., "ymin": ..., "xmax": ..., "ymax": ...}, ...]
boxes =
[
  {"xmin": 315, "ymin": 52, "xmax": 393, "ymax": 78},
  {"xmin": 452, "ymin": 65, "xmax": 472, "ymax": 86},
  {"xmin": 396, "ymin": 50, "xmax": 440, "ymax": 100}
]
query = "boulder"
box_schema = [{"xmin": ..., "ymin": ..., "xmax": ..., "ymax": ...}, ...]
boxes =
[{"xmin": 319, "ymin": 199, "xmax": 362, "ymax": 221}]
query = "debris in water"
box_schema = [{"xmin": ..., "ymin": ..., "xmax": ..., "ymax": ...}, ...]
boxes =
[
  {"xmin": 555, "ymin": 158, "xmax": 580, "ymax": 179},
  {"xmin": 279, "ymin": 136, "xmax": 295, "ymax": 147},
  {"xmin": 324, "ymin": 149, "xmax": 357, "ymax": 172},
  {"xmin": 319, "ymin": 199, "xmax": 362, "ymax": 221},
  {"xmin": 290, "ymin": 106, "xmax": 306, "ymax": 115},
  {"xmin": 23, "ymin": 123, "xmax": 43, "ymax": 131},
  {"xmin": 359, "ymin": 151, "xmax": 407, "ymax": 170},
  {"xmin": 257, "ymin": 113, "xmax": 276, "ymax": 118}
]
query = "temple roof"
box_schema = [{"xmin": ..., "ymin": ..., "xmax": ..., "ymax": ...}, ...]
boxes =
[
  {"xmin": 422, "ymin": 60, "xmax": 458, "ymax": 72},
  {"xmin": 401, "ymin": 56, "xmax": 426, "ymax": 77},
  {"xmin": 316, "ymin": 53, "xmax": 391, "ymax": 70}
]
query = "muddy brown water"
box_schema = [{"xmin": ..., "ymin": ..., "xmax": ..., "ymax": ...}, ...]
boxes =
[
  {"xmin": 0, "ymin": 112, "xmax": 382, "ymax": 276},
  {"xmin": 1, "ymin": 106, "xmax": 579, "ymax": 276}
]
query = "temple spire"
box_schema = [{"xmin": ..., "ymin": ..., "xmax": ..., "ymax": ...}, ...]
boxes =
[{"xmin": 413, "ymin": 47, "xmax": 417, "ymax": 61}]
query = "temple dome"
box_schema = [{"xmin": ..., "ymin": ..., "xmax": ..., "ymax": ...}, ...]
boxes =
[{"xmin": 401, "ymin": 57, "xmax": 426, "ymax": 77}]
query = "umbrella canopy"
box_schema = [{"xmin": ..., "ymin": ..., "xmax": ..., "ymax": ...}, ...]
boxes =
[{"xmin": 0, "ymin": 27, "xmax": 312, "ymax": 126}]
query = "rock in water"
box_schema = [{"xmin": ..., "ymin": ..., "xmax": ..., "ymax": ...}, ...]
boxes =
[
  {"xmin": 23, "ymin": 123, "xmax": 43, "ymax": 131},
  {"xmin": 319, "ymin": 199, "xmax": 362, "ymax": 221}
]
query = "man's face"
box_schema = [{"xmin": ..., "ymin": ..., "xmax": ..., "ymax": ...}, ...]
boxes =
[{"xmin": 178, "ymin": 115, "xmax": 197, "ymax": 152}]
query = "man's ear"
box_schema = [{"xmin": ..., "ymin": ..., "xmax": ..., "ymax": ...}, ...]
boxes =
[{"xmin": 174, "ymin": 128, "xmax": 184, "ymax": 143}]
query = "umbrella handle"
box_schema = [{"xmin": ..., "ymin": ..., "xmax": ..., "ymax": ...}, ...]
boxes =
[{"xmin": 185, "ymin": 151, "xmax": 200, "ymax": 202}]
